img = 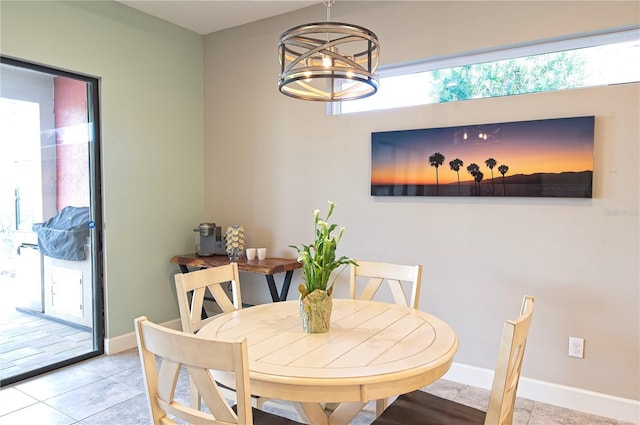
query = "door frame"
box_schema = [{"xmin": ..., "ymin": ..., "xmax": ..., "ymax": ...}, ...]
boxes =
[{"xmin": 0, "ymin": 55, "xmax": 104, "ymax": 386}]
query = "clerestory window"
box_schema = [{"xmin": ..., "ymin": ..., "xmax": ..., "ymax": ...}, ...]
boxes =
[{"xmin": 336, "ymin": 26, "xmax": 640, "ymax": 115}]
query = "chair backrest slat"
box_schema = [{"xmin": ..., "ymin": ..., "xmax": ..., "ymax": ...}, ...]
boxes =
[
  {"xmin": 349, "ymin": 260, "xmax": 423, "ymax": 309},
  {"xmin": 485, "ymin": 295, "xmax": 534, "ymax": 425}
]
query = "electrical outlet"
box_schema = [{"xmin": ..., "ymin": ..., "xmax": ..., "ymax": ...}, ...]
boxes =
[{"xmin": 568, "ymin": 337, "xmax": 584, "ymax": 358}]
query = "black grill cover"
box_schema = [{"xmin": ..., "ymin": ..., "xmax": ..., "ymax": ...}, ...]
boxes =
[{"xmin": 34, "ymin": 206, "xmax": 90, "ymax": 261}]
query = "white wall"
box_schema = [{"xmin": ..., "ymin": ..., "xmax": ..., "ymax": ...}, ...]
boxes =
[
  {"xmin": 203, "ymin": 0, "xmax": 639, "ymax": 408},
  {"xmin": 1, "ymin": 1, "xmax": 204, "ymax": 338}
]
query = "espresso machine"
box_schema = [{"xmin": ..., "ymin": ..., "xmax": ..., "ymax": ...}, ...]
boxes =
[{"xmin": 194, "ymin": 223, "xmax": 225, "ymax": 256}]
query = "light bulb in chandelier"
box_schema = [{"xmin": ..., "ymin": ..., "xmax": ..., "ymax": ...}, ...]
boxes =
[
  {"xmin": 345, "ymin": 55, "xmax": 355, "ymax": 78},
  {"xmin": 304, "ymin": 58, "xmax": 313, "ymax": 82}
]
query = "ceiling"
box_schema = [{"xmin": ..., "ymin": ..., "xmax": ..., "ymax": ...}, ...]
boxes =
[{"xmin": 117, "ymin": 1, "xmax": 320, "ymax": 35}]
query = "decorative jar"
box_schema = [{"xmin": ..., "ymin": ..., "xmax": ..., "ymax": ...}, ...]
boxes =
[{"xmin": 225, "ymin": 225, "xmax": 245, "ymax": 261}]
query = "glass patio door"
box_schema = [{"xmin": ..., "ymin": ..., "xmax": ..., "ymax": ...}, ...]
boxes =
[{"xmin": 0, "ymin": 56, "xmax": 103, "ymax": 385}]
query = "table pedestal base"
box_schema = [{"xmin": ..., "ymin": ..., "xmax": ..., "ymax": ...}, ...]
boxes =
[{"xmin": 293, "ymin": 401, "xmax": 366, "ymax": 425}]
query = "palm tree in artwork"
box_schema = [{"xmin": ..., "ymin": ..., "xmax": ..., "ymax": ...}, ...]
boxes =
[
  {"xmin": 475, "ymin": 171, "xmax": 484, "ymax": 196},
  {"xmin": 449, "ymin": 158, "xmax": 464, "ymax": 195},
  {"xmin": 429, "ymin": 152, "xmax": 445, "ymax": 195},
  {"xmin": 498, "ymin": 164, "xmax": 510, "ymax": 196},
  {"xmin": 485, "ymin": 157, "xmax": 497, "ymax": 196},
  {"xmin": 466, "ymin": 163, "xmax": 480, "ymax": 196}
]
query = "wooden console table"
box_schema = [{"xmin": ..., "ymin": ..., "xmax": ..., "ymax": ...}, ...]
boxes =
[{"xmin": 169, "ymin": 254, "xmax": 302, "ymax": 302}]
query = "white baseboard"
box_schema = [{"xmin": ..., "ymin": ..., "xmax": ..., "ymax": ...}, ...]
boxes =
[
  {"xmin": 103, "ymin": 318, "xmax": 182, "ymax": 355},
  {"xmin": 444, "ymin": 362, "xmax": 640, "ymax": 424}
]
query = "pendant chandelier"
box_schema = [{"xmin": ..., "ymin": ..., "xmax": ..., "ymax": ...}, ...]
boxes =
[{"xmin": 277, "ymin": 0, "xmax": 380, "ymax": 102}]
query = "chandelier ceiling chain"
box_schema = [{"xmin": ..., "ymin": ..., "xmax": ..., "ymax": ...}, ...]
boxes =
[{"xmin": 277, "ymin": 0, "xmax": 380, "ymax": 102}]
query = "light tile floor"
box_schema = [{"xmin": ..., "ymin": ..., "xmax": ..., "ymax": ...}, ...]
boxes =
[
  {"xmin": 0, "ymin": 271, "xmax": 95, "ymax": 384},
  {"xmin": 0, "ymin": 348, "xmax": 633, "ymax": 425},
  {"xmin": 0, "ymin": 308, "xmax": 94, "ymax": 383}
]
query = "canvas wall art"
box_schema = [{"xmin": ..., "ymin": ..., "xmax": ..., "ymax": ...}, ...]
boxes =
[{"xmin": 371, "ymin": 116, "xmax": 595, "ymax": 198}]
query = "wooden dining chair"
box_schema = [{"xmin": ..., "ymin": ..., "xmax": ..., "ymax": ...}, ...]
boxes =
[
  {"xmin": 174, "ymin": 263, "xmax": 242, "ymax": 335},
  {"xmin": 349, "ymin": 260, "xmax": 423, "ymax": 309},
  {"xmin": 134, "ymin": 316, "xmax": 303, "ymax": 425},
  {"xmin": 174, "ymin": 263, "xmax": 267, "ymax": 409},
  {"xmin": 348, "ymin": 260, "xmax": 423, "ymax": 415},
  {"xmin": 372, "ymin": 295, "xmax": 535, "ymax": 425}
]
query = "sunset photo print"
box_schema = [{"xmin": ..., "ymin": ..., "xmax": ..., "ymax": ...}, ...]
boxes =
[{"xmin": 371, "ymin": 116, "xmax": 595, "ymax": 197}]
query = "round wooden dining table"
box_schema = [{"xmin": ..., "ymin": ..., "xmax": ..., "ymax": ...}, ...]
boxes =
[{"xmin": 198, "ymin": 298, "xmax": 458, "ymax": 425}]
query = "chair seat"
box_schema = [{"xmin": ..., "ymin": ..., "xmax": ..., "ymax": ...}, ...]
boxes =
[
  {"xmin": 232, "ymin": 406, "xmax": 303, "ymax": 425},
  {"xmin": 373, "ymin": 391, "xmax": 486, "ymax": 425}
]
